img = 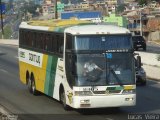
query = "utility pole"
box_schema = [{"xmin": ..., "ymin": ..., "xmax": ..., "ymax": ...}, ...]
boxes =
[
  {"xmin": 140, "ymin": 9, "xmax": 143, "ymax": 36},
  {"xmin": 54, "ymin": 0, "xmax": 58, "ymax": 19},
  {"xmin": 139, "ymin": 4, "xmax": 146, "ymax": 36},
  {"xmin": 0, "ymin": 0, "xmax": 4, "ymax": 39}
]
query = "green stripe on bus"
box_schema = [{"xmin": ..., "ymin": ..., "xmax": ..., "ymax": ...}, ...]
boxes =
[
  {"xmin": 44, "ymin": 55, "xmax": 58, "ymax": 97},
  {"xmin": 106, "ymin": 86, "xmax": 123, "ymax": 90}
]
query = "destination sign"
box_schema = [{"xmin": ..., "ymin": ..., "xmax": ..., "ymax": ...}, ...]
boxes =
[{"xmin": 18, "ymin": 48, "xmax": 43, "ymax": 68}]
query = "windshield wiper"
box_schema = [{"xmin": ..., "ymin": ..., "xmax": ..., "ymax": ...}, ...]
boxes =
[{"xmin": 108, "ymin": 68, "xmax": 123, "ymax": 86}]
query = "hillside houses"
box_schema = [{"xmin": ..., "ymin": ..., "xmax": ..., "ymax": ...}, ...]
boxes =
[{"xmin": 33, "ymin": 0, "xmax": 160, "ymax": 41}]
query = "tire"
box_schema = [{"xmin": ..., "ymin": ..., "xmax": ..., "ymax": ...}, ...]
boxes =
[
  {"xmin": 112, "ymin": 107, "xmax": 120, "ymax": 112},
  {"xmin": 143, "ymin": 46, "xmax": 146, "ymax": 51},
  {"xmin": 60, "ymin": 88, "xmax": 70, "ymax": 110},
  {"xmin": 141, "ymin": 81, "xmax": 146, "ymax": 86},
  {"xmin": 31, "ymin": 79, "xmax": 39, "ymax": 95},
  {"xmin": 27, "ymin": 77, "xmax": 32, "ymax": 93},
  {"xmin": 27, "ymin": 75, "xmax": 39, "ymax": 95}
]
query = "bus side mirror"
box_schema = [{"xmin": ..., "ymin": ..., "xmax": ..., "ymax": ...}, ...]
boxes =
[{"xmin": 137, "ymin": 56, "xmax": 142, "ymax": 68}]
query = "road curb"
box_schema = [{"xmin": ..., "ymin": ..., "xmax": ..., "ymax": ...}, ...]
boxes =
[
  {"xmin": 0, "ymin": 40, "xmax": 19, "ymax": 46},
  {"xmin": 0, "ymin": 44, "xmax": 19, "ymax": 47},
  {"xmin": 148, "ymin": 41, "xmax": 160, "ymax": 46},
  {"xmin": 0, "ymin": 104, "xmax": 18, "ymax": 120},
  {"xmin": 143, "ymin": 63, "xmax": 160, "ymax": 68},
  {"xmin": 0, "ymin": 104, "xmax": 10, "ymax": 115},
  {"xmin": 147, "ymin": 76, "xmax": 160, "ymax": 82}
]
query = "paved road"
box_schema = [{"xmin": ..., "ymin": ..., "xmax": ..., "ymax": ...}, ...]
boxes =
[{"xmin": 0, "ymin": 44, "xmax": 160, "ymax": 120}]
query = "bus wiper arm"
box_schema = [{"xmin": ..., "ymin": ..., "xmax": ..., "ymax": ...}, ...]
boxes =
[{"xmin": 109, "ymin": 68, "xmax": 123, "ymax": 86}]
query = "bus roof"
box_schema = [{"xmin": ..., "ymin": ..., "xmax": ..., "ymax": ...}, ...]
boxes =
[
  {"xmin": 65, "ymin": 25, "xmax": 130, "ymax": 35},
  {"xmin": 19, "ymin": 19, "xmax": 93, "ymax": 32},
  {"xmin": 19, "ymin": 19, "xmax": 130, "ymax": 35}
]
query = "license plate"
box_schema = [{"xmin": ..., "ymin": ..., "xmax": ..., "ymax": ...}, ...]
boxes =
[{"xmin": 137, "ymin": 45, "xmax": 141, "ymax": 47}]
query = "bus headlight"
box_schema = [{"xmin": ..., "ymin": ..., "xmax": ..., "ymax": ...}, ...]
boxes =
[
  {"xmin": 74, "ymin": 91, "xmax": 93, "ymax": 96},
  {"xmin": 122, "ymin": 89, "xmax": 136, "ymax": 94},
  {"xmin": 125, "ymin": 98, "xmax": 134, "ymax": 101}
]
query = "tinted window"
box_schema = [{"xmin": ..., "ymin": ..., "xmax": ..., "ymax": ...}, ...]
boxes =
[
  {"xmin": 132, "ymin": 36, "xmax": 145, "ymax": 41},
  {"xmin": 75, "ymin": 35, "xmax": 132, "ymax": 50},
  {"xmin": 52, "ymin": 35, "xmax": 57, "ymax": 52},
  {"xmin": 19, "ymin": 29, "xmax": 64, "ymax": 55},
  {"xmin": 66, "ymin": 34, "xmax": 73, "ymax": 50},
  {"xmin": 45, "ymin": 34, "xmax": 52, "ymax": 51}
]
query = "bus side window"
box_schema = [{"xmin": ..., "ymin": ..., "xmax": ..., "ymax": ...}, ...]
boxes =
[
  {"xmin": 32, "ymin": 32, "xmax": 36, "ymax": 47},
  {"xmin": 24, "ymin": 31, "xmax": 29, "ymax": 46},
  {"xmin": 27, "ymin": 32, "xmax": 32, "ymax": 47},
  {"xmin": 56, "ymin": 35, "xmax": 60, "ymax": 53},
  {"xmin": 19, "ymin": 29, "xmax": 23, "ymax": 45},
  {"xmin": 52, "ymin": 35, "xmax": 57, "ymax": 53},
  {"xmin": 66, "ymin": 34, "xmax": 73, "ymax": 50},
  {"xmin": 55, "ymin": 34, "xmax": 63, "ymax": 54},
  {"xmin": 36, "ymin": 32, "xmax": 43, "ymax": 49},
  {"xmin": 41, "ymin": 34, "xmax": 45, "ymax": 50},
  {"xmin": 46, "ymin": 34, "xmax": 52, "ymax": 51},
  {"xmin": 44, "ymin": 34, "xmax": 47, "ymax": 51},
  {"xmin": 36, "ymin": 32, "xmax": 40, "ymax": 49},
  {"xmin": 59, "ymin": 36, "xmax": 64, "ymax": 54}
]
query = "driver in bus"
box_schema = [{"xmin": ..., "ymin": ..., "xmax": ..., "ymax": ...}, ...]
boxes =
[{"xmin": 83, "ymin": 60, "xmax": 104, "ymax": 81}]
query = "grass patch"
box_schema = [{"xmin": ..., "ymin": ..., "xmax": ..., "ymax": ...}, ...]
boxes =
[{"xmin": 0, "ymin": 24, "xmax": 12, "ymax": 39}]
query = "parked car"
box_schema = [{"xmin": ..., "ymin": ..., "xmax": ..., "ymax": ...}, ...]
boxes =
[
  {"xmin": 135, "ymin": 54, "xmax": 147, "ymax": 86},
  {"xmin": 136, "ymin": 66, "xmax": 147, "ymax": 86},
  {"xmin": 132, "ymin": 36, "xmax": 146, "ymax": 51}
]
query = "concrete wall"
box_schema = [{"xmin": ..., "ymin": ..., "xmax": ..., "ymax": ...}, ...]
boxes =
[
  {"xmin": 137, "ymin": 52, "xmax": 160, "ymax": 67},
  {"xmin": 136, "ymin": 51, "xmax": 160, "ymax": 80},
  {"xmin": 149, "ymin": 31, "xmax": 160, "ymax": 41}
]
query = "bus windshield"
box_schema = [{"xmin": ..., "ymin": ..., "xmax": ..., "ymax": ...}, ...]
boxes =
[
  {"xmin": 67, "ymin": 52, "xmax": 135, "ymax": 86},
  {"xmin": 74, "ymin": 35, "xmax": 132, "ymax": 50},
  {"xmin": 65, "ymin": 34, "xmax": 134, "ymax": 87},
  {"xmin": 68, "ymin": 53, "xmax": 134, "ymax": 86}
]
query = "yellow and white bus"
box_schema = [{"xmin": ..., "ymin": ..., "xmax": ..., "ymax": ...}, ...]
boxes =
[{"xmin": 19, "ymin": 19, "xmax": 136, "ymax": 110}]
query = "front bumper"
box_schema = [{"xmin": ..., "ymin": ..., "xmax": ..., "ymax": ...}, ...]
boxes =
[{"xmin": 72, "ymin": 94, "xmax": 136, "ymax": 108}]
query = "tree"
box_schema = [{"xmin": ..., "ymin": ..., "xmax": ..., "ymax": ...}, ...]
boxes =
[
  {"xmin": 116, "ymin": 4, "xmax": 126, "ymax": 14},
  {"xmin": 136, "ymin": 0, "xmax": 147, "ymax": 6},
  {"xmin": 139, "ymin": 0, "xmax": 147, "ymax": 6},
  {"xmin": 20, "ymin": 0, "xmax": 41, "ymax": 17}
]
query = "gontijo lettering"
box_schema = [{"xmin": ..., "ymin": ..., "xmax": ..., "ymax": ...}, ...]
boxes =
[{"xmin": 29, "ymin": 53, "xmax": 40, "ymax": 65}]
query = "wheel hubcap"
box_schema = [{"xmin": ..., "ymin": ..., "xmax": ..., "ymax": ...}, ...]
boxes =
[{"xmin": 32, "ymin": 81, "xmax": 35, "ymax": 92}]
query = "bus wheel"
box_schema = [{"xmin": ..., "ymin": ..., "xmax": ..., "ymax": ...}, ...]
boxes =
[
  {"xmin": 60, "ymin": 89, "xmax": 70, "ymax": 110},
  {"xmin": 27, "ymin": 77, "xmax": 32, "ymax": 93},
  {"xmin": 27, "ymin": 74, "xmax": 39, "ymax": 95},
  {"xmin": 30, "ymin": 76, "xmax": 39, "ymax": 95},
  {"xmin": 31, "ymin": 79, "xmax": 37, "ymax": 95}
]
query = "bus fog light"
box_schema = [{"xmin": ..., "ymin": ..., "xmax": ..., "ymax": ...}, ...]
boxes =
[
  {"xmin": 123, "ymin": 89, "xmax": 135, "ymax": 94},
  {"xmin": 125, "ymin": 98, "xmax": 134, "ymax": 101}
]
